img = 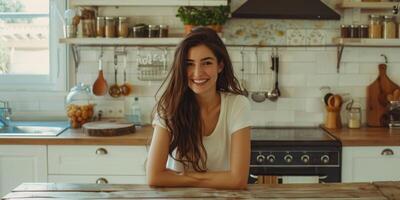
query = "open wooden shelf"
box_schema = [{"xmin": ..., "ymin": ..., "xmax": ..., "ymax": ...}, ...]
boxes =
[
  {"xmin": 338, "ymin": 1, "xmax": 398, "ymax": 9},
  {"xmin": 69, "ymin": 0, "xmax": 227, "ymax": 7},
  {"xmin": 59, "ymin": 37, "xmax": 185, "ymax": 46}
]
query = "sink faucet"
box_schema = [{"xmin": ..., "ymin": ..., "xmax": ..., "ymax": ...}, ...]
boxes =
[{"xmin": 0, "ymin": 100, "xmax": 12, "ymax": 127}]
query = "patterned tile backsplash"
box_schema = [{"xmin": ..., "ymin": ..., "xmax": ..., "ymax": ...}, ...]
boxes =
[{"xmin": 2, "ymin": 0, "xmax": 400, "ymax": 127}]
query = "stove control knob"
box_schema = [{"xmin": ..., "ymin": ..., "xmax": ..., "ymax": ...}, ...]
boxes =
[
  {"xmin": 266, "ymin": 155, "xmax": 275, "ymax": 163},
  {"xmin": 301, "ymin": 155, "xmax": 310, "ymax": 163},
  {"xmin": 284, "ymin": 154, "xmax": 293, "ymax": 163},
  {"xmin": 256, "ymin": 154, "xmax": 265, "ymax": 164},
  {"xmin": 321, "ymin": 155, "xmax": 330, "ymax": 164}
]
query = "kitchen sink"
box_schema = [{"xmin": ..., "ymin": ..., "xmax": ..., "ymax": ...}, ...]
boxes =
[{"xmin": 0, "ymin": 121, "xmax": 69, "ymax": 137}]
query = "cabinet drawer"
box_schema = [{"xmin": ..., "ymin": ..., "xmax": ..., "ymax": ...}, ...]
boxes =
[
  {"xmin": 48, "ymin": 145, "xmax": 147, "ymax": 175},
  {"xmin": 48, "ymin": 175, "xmax": 146, "ymax": 184}
]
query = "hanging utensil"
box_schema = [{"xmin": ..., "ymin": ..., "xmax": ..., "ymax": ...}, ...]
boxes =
[
  {"xmin": 267, "ymin": 48, "xmax": 281, "ymax": 102},
  {"xmin": 120, "ymin": 54, "xmax": 132, "ymax": 96},
  {"xmin": 92, "ymin": 49, "xmax": 108, "ymax": 96},
  {"xmin": 240, "ymin": 47, "xmax": 249, "ymax": 97},
  {"xmin": 251, "ymin": 48, "xmax": 266, "ymax": 103},
  {"xmin": 109, "ymin": 53, "xmax": 121, "ymax": 98}
]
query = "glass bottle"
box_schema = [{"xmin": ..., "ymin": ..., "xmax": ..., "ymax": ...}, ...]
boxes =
[
  {"xmin": 65, "ymin": 83, "xmax": 95, "ymax": 128},
  {"xmin": 126, "ymin": 97, "xmax": 142, "ymax": 126}
]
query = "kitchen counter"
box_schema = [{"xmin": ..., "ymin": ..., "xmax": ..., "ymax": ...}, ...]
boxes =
[
  {"xmin": 323, "ymin": 127, "xmax": 400, "ymax": 146},
  {"xmin": 2, "ymin": 181, "xmax": 400, "ymax": 199},
  {"xmin": 0, "ymin": 125, "xmax": 153, "ymax": 145}
]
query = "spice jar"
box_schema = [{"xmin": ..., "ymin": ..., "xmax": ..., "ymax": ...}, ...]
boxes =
[
  {"xmin": 340, "ymin": 24, "xmax": 350, "ymax": 38},
  {"xmin": 132, "ymin": 24, "xmax": 148, "ymax": 38},
  {"xmin": 148, "ymin": 25, "xmax": 160, "ymax": 38},
  {"xmin": 117, "ymin": 16, "xmax": 129, "ymax": 38},
  {"xmin": 96, "ymin": 16, "xmax": 105, "ymax": 37},
  {"xmin": 65, "ymin": 83, "xmax": 95, "ymax": 129},
  {"xmin": 159, "ymin": 25, "xmax": 169, "ymax": 38},
  {"xmin": 105, "ymin": 17, "xmax": 116, "ymax": 38},
  {"xmin": 347, "ymin": 107, "xmax": 361, "ymax": 129},
  {"xmin": 369, "ymin": 15, "xmax": 382, "ymax": 38},
  {"xmin": 349, "ymin": 24, "xmax": 360, "ymax": 38},
  {"xmin": 359, "ymin": 24, "xmax": 369, "ymax": 38},
  {"xmin": 383, "ymin": 15, "xmax": 396, "ymax": 39}
]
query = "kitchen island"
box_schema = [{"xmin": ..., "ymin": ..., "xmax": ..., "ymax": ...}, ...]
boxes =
[{"xmin": 2, "ymin": 181, "xmax": 400, "ymax": 199}]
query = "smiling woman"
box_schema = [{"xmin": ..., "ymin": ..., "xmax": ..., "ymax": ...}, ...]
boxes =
[
  {"xmin": 0, "ymin": 0, "xmax": 67, "ymax": 91},
  {"xmin": 147, "ymin": 27, "xmax": 251, "ymax": 189}
]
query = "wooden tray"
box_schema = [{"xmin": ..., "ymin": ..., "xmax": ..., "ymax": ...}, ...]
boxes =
[{"xmin": 83, "ymin": 120, "xmax": 135, "ymax": 137}]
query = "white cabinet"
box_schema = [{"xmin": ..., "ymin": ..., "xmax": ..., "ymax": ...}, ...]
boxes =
[
  {"xmin": 69, "ymin": 0, "xmax": 227, "ymax": 7},
  {"xmin": 48, "ymin": 145, "xmax": 147, "ymax": 184},
  {"xmin": 342, "ymin": 146, "xmax": 400, "ymax": 182},
  {"xmin": 0, "ymin": 145, "xmax": 47, "ymax": 197}
]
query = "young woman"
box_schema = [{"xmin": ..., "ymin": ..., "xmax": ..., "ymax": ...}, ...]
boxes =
[{"xmin": 147, "ymin": 27, "xmax": 251, "ymax": 189}]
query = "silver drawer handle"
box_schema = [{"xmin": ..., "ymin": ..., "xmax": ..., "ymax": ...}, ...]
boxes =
[
  {"xmin": 96, "ymin": 177, "xmax": 108, "ymax": 184},
  {"xmin": 381, "ymin": 148, "xmax": 394, "ymax": 156},
  {"xmin": 95, "ymin": 148, "xmax": 108, "ymax": 155}
]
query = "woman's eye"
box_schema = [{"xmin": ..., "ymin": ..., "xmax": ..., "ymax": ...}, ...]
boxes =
[
  {"xmin": 187, "ymin": 63, "xmax": 194, "ymax": 67},
  {"xmin": 203, "ymin": 61, "xmax": 212, "ymax": 66}
]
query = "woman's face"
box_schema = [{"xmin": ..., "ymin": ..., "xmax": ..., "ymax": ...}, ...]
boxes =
[{"xmin": 186, "ymin": 44, "xmax": 223, "ymax": 96}]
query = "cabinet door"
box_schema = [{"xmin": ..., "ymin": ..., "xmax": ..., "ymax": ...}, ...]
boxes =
[
  {"xmin": 0, "ymin": 145, "xmax": 47, "ymax": 197},
  {"xmin": 48, "ymin": 175, "xmax": 146, "ymax": 184},
  {"xmin": 48, "ymin": 145, "xmax": 147, "ymax": 175},
  {"xmin": 342, "ymin": 147, "xmax": 400, "ymax": 182}
]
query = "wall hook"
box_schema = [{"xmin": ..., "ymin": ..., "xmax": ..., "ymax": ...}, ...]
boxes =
[{"xmin": 381, "ymin": 54, "xmax": 388, "ymax": 64}]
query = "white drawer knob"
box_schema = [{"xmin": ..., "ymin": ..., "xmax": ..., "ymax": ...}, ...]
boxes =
[
  {"xmin": 96, "ymin": 177, "xmax": 108, "ymax": 184},
  {"xmin": 95, "ymin": 148, "xmax": 108, "ymax": 155}
]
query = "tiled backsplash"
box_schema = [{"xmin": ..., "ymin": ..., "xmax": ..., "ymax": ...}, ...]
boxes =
[{"xmin": 3, "ymin": 0, "xmax": 400, "ymax": 127}]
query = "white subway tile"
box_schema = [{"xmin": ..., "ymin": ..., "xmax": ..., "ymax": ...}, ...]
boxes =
[
  {"xmin": 306, "ymin": 74, "xmax": 339, "ymax": 87},
  {"xmin": 338, "ymin": 74, "xmax": 371, "ymax": 86}
]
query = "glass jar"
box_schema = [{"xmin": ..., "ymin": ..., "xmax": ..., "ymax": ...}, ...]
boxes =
[
  {"xmin": 349, "ymin": 24, "xmax": 360, "ymax": 38},
  {"xmin": 340, "ymin": 24, "xmax": 350, "ymax": 38},
  {"xmin": 383, "ymin": 15, "xmax": 396, "ymax": 39},
  {"xmin": 82, "ymin": 19, "xmax": 96, "ymax": 37},
  {"xmin": 159, "ymin": 25, "xmax": 169, "ymax": 38},
  {"xmin": 369, "ymin": 14, "xmax": 382, "ymax": 38},
  {"xmin": 96, "ymin": 16, "xmax": 105, "ymax": 37},
  {"xmin": 347, "ymin": 107, "xmax": 361, "ymax": 129},
  {"xmin": 359, "ymin": 24, "xmax": 369, "ymax": 38},
  {"xmin": 148, "ymin": 25, "xmax": 160, "ymax": 38},
  {"xmin": 105, "ymin": 17, "xmax": 116, "ymax": 38},
  {"xmin": 65, "ymin": 83, "xmax": 95, "ymax": 128},
  {"xmin": 132, "ymin": 24, "xmax": 148, "ymax": 38},
  {"xmin": 64, "ymin": 9, "xmax": 77, "ymax": 38},
  {"xmin": 117, "ymin": 16, "xmax": 129, "ymax": 38}
]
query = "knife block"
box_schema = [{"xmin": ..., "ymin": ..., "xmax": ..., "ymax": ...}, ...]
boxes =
[{"xmin": 325, "ymin": 107, "xmax": 342, "ymax": 129}]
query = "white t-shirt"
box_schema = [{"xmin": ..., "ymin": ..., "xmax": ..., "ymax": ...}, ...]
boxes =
[{"xmin": 152, "ymin": 92, "xmax": 251, "ymax": 172}]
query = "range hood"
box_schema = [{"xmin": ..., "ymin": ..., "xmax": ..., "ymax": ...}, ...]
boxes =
[{"xmin": 232, "ymin": 0, "xmax": 340, "ymax": 20}]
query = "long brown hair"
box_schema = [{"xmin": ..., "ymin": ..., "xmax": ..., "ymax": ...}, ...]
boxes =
[{"xmin": 154, "ymin": 27, "xmax": 245, "ymax": 172}]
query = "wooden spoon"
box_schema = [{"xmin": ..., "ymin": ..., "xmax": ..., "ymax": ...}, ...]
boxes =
[{"xmin": 92, "ymin": 58, "xmax": 108, "ymax": 96}]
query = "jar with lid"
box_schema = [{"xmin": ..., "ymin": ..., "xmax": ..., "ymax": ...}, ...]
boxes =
[
  {"xmin": 105, "ymin": 17, "xmax": 116, "ymax": 38},
  {"xmin": 349, "ymin": 24, "xmax": 360, "ymax": 38},
  {"xmin": 347, "ymin": 106, "xmax": 361, "ymax": 129},
  {"xmin": 369, "ymin": 15, "xmax": 382, "ymax": 38},
  {"xmin": 96, "ymin": 16, "xmax": 105, "ymax": 37},
  {"xmin": 159, "ymin": 25, "xmax": 169, "ymax": 38},
  {"xmin": 359, "ymin": 24, "xmax": 369, "ymax": 38},
  {"xmin": 65, "ymin": 83, "xmax": 95, "ymax": 128},
  {"xmin": 132, "ymin": 24, "xmax": 148, "ymax": 38},
  {"xmin": 64, "ymin": 9, "xmax": 77, "ymax": 38},
  {"xmin": 117, "ymin": 16, "xmax": 129, "ymax": 38},
  {"xmin": 148, "ymin": 25, "xmax": 160, "ymax": 38},
  {"xmin": 340, "ymin": 24, "xmax": 350, "ymax": 38},
  {"xmin": 383, "ymin": 15, "xmax": 396, "ymax": 39}
]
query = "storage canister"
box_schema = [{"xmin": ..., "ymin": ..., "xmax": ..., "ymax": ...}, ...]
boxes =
[
  {"xmin": 349, "ymin": 24, "xmax": 360, "ymax": 38},
  {"xmin": 132, "ymin": 24, "xmax": 148, "ymax": 38},
  {"xmin": 96, "ymin": 16, "xmax": 105, "ymax": 37},
  {"xmin": 117, "ymin": 16, "xmax": 129, "ymax": 38},
  {"xmin": 148, "ymin": 25, "xmax": 160, "ymax": 38},
  {"xmin": 383, "ymin": 15, "xmax": 396, "ymax": 39},
  {"xmin": 65, "ymin": 83, "xmax": 95, "ymax": 128},
  {"xmin": 369, "ymin": 15, "xmax": 382, "ymax": 38},
  {"xmin": 340, "ymin": 24, "xmax": 350, "ymax": 38},
  {"xmin": 105, "ymin": 16, "xmax": 116, "ymax": 38},
  {"xmin": 159, "ymin": 25, "xmax": 169, "ymax": 38},
  {"xmin": 359, "ymin": 24, "xmax": 369, "ymax": 38}
]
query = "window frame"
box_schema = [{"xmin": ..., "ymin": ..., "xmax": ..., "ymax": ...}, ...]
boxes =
[{"xmin": 0, "ymin": 0, "xmax": 68, "ymax": 92}]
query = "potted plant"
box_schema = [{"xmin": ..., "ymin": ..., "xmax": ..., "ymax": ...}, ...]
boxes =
[{"xmin": 176, "ymin": 5, "xmax": 230, "ymax": 34}]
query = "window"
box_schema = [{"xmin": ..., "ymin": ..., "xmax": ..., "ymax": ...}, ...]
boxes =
[{"xmin": 0, "ymin": 0, "xmax": 67, "ymax": 91}]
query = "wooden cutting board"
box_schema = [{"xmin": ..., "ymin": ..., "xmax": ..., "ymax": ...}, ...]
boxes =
[
  {"xmin": 83, "ymin": 121, "xmax": 135, "ymax": 137},
  {"xmin": 367, "ymin": 63, "xmax": 399, "ymax": 127}
]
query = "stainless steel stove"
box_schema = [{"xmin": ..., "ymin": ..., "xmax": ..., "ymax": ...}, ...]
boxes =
[{"xmin": 249, "ymin": 127, "xmax": 342, "ymax": 183}]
